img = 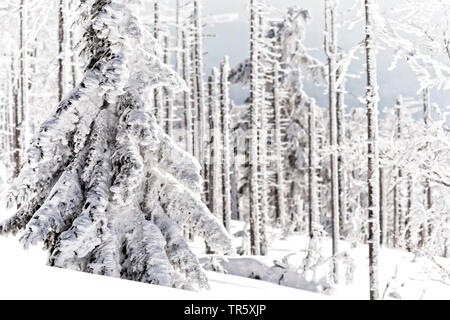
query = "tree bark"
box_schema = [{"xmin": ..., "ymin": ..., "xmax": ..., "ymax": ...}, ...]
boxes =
[
  {"xmin": 422, "ymin": 88, "xmax": 432, "ymax": 249},
  {"xmin": 364, "ymin": 0, "xmax": 381, "ymax": 300},
  {"xmin": 249, "ymin": 0, "xmax": 261, "ymax": 256},
  {"xmin": 182, "ymin": 30, "xmax": 194, "ymax": 156},
  {"xmin": 393, "ymin": 96, "xmax": 404, "ymax": 248},
  {"xmin": 20, "ymin": 0, "xmax": 29, "ymax": 150},
  {"xmin": 325, "ymin": 0, "xmax": 340, "ymax": 282},
  {"xmin": 272, "ymin": 61, "xmax": 286, "ymax": 229},
  {"xmin": 193, "ymin": 0, "xmax": 207, "ymax": 182},
  {"xmin": 336, "ymin": 61, "xmax": 347, "ymax": 237},
  {"xmin": 379, "ymin": 166, "xmax": 386, "ymax": 246},
  {"xmin": 58, "ymin": 0, "xmax": 66, "ymax": 102},
  {"xmin": 11, "ymin": 56, "xmax": 21, "ymax": 177},
  {"xmin": 220, "ymin": 57, "xmax": 232, "ymax": 233},
  {"xmin": 308, "ymin": 98, "xmax": 318, "ymax": 239}
]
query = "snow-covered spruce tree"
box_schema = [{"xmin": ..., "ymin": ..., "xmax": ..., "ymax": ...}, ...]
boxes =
[{"xmin": 0, "ymin": 0, "xmax": 232, "ymax": 289}]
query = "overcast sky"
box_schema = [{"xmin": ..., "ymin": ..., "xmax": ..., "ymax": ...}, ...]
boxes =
[{"xmin": 163, "ymin": 0, "xmax": 449, "ymax": 118}]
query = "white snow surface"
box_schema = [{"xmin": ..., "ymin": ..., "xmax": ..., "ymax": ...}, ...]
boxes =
[
  {"xmin": 0, "ymin": 219, "xmax": 448, "ymax": 300},
  {"xmin": 0, "ymin": 233, "xmax": 321, "ymax": 300}
]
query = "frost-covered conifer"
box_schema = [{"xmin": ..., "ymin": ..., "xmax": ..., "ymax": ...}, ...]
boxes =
[{"xmin": 0, "ymin": 0, "xmax": 232, "ymax": 290}]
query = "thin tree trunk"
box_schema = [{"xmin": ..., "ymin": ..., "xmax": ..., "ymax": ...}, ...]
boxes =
[
  {"xmin": 249, "ymin": 0, "xmax": 261, "ymax": 256},
  {"xmin": 393, "ymin": 96, "xmax": 403, "ymax": 248},
  {"xmin": 256, "ymin": 10, "xmax": 268, "ymax": 255},
  {"xmin": 20, "ymin": 0, "xmax": 29, "ymax": 150},
  {"xmin": 175, "ymin": 0, "xmax": 182, "ymax": 75},
  {"xmin": 163, "ymin": 35, "xmax": 174, "ymax": 137},
  {"xmin": 422, "ymin": 88, "xmax": 432, "ymax": 248},
  {"xmin": 230, "ymin": 112, "xmax": 240, "ymax": 221},
  {"xmin": 364, "ymin": 0, "xmax": 381, "ymax": 301},
  {"xmin": 12, "ymin": 56, "xmax": 21, "ymax": 177},
  {"xmin": 58, "ymin": 0, "xmax": 66, "ymax": 102},
  {"xmin": 208, "ymin": 75, "xmax": 215, "ymax": 213},
  {"xmin": 405, "ymin": 174, "xmax": 413, "ymax": 251},
  {"xmin": 379, "ymin": 166, "xmax": 386, "ymax": 246},
  {"xmin": 211, "ymin": 68, "xmax": 223, "ymax": 219},
  {"xmin": 336, "ymin": 62, "xmax": 347, "ymax": 237},
  {"xmin": 308, "ymin": 98, "xmax": 318, "ymax": 238},
  {"xmin": 220, "ymin": 57, "xmax": 232, "ymax": 233},
  {"xmin": 193, "ymin": 0, "xmax": 207, "ymax": 182},
  {"xmin": 5, "ymin": 63, "xmax": 12, "ymax": 165},
  {"xmin": 182, "ymin": 29, "xmax": 194, "ymax": 156},
  {"xmin": 69, "ymin": 15, "xmax": 79, "ymax": 88},
  {"xmin": 153, "ymin": 1, "xmax": 164, "ymax": 126},
  {"xmin": 325, "ymin": 0, "xmax": 340, "ymax": 282},
  {"xmin": 273, "ymin": 61, "xmax": 286, "ymax": 228}
]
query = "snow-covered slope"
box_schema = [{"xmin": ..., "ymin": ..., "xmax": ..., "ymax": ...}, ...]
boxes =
[
  {"xmin": 0, "ymin": 234, "xmax": 324, "ymax": 300},
  {"xmin": 1, "ymin": 224, "xmax": 448, "ymax": 300}
]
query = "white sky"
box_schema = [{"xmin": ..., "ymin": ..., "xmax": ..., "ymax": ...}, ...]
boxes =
[{"xmin": 161, "ymin": 0, "xmax": 449, "ymax": 117}]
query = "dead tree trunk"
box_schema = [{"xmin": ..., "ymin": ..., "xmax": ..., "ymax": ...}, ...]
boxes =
[
  {"xmin": 249, "ymin": 0, "xmax": 261, "ymax": 256},
  {"xmin": 325, "ymin": 0, "xmax": 340, "ymax": 282},
  {"xmin": 308, "ymin": 98, "xmax": 318, "ymax": 239},
  {"xmin": 364, "ymin": 0, "xmax": 381, "ymax": 301}
]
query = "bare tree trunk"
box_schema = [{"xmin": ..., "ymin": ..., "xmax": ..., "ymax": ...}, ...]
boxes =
[
  {"xmin": 325, "ymin": 0, "xmax": 340, "ymax": 282},
  {"xmin": 230, "ymin": 113, "xmax": 240, "ymax": 221},
  {"xmin": 20, "ymin": 0, "xmax": 29, "ymax": 150},
  {"xmin": 208, "ymin": 75, "xmax": 215, "ymax": 213},
  {"xmin": 393, "ymin": 97, "xmax": 404, "ymax": 248},
  {"xmin": 11, "ymin": 56, "xmax": 21, "ymax": 177},
  {"xmin": 256, "ymin": 9, "xmax": 268, "ymax": 254},
  {"xmin": 220, "ymin": 57, "xmax": 232, "ymax": 233},
  {"xmin": 308, "ymin": 98, "xmax": 318, "ymax": 238},
  {"xmin": 175, "ymin": 0, "xmax": 182, "ymax": 75},
  {"xmin": 405, "ymin": 174, "xmax": 413, "ymax": 251},
  {"xmin": 5, "ymin": 62, "xmax": 13, "ymax": 165},
  {"xmin": 182, "ymin": 29, "xmax": 194, "ymax": 156},
  {"xmin": 193, "ymin": 0, "xmax": 207, "ymax": 183},
  {"xmin": 422, "ymin": 88, "xmax": 432, "ymax": 249},
  {"xmin": 58, "ymin": 0, "xmax": 66, "ymax": 102},
  {"xmin": 162, "ymin": 35, "xmax": 174, "ymax": 137},
  {"xmin": 379, "ymin": 166, "xmax": 386, "ymax": 246},
  {"xmin": 210, "ymin": 68, "xmax": 223, "ymax": 220},
  {"xmin": 272, "ymin": 60, "xmax": 286, "ymax": 228},
  {"xmin": 153, "ymin": 1, "xmax": 164, "ymax": 127},
  {"xmin": 249, "ymin": 0, "xmax": 261, "ymax": 256},
  {"xmin": 336, "ymin": 62, "xmax": 347, "ymax": 237},
  {"xmin": 69, "ymin": 2, "xmax": 79, "ymax": 89},
  {"xmin": 364, "ymin": 0, "xmax": 381, "ymax": 300}
]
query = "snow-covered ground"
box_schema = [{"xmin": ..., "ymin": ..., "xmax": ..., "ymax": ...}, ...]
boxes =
[
  {"xmin": 194, "ymin": 221, "xmax": 450, "ymax": 300},
  {"xmin": 0, "ymin": 234, "xmax": 323, "ymax": 300},
  {"xmin": 0, "ymin": 218, "xmax": 448, "ymax": 300}
]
